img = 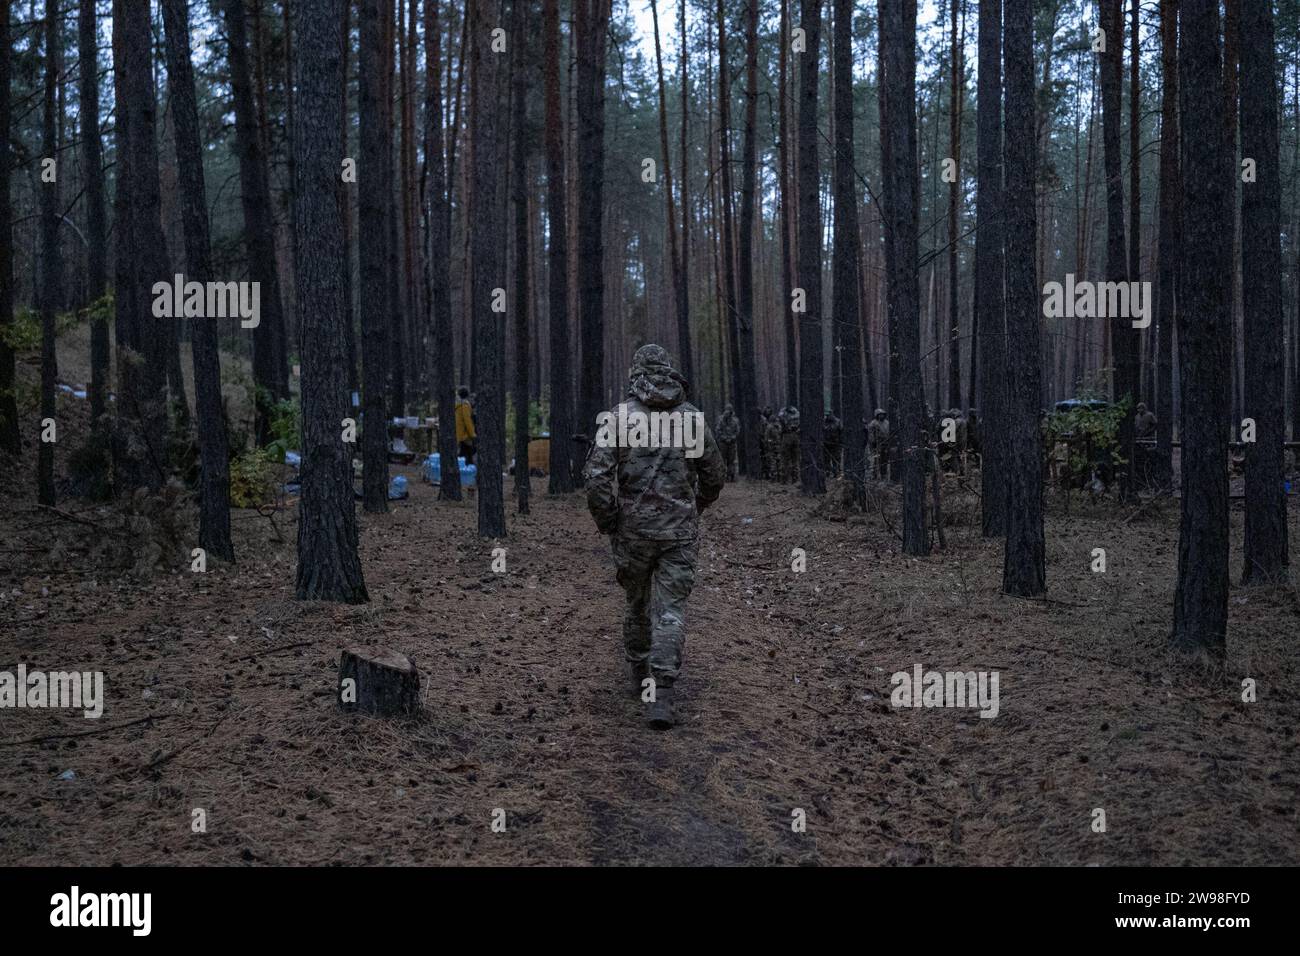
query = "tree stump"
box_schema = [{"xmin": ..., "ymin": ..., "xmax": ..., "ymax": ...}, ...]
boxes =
[{"xmin": 337, "ymin": 646, "xmax": 421, "ymax": 717}]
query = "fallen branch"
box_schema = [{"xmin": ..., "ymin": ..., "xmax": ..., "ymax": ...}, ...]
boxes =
[{"xmin": 0, "ymin": 713, "xmax": 173, "ymax": 747}]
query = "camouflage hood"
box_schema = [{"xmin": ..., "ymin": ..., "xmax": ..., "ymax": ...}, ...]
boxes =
[{"xmin": 627, "ymin": 344, "xmax": 688, "ymax": 409}]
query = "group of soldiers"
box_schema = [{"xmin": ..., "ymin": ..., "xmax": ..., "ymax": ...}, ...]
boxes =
[{"xmin": 711, "ymin": 403, "xmax": 922, "ymax": 483}]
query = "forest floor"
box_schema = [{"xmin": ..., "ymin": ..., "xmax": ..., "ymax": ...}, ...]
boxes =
[{"xmin": 2, "ymin": 444, "xmax": 1299, "ymax": 866}]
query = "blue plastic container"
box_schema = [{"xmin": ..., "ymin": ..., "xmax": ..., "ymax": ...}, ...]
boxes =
[{"xmin": 421, "ymin": 453, "xmax": 475, "ymax": 487}]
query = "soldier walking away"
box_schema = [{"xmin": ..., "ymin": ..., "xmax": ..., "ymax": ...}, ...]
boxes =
[
  {"xmin": 778, "ymin": 405, "xmax": 801, "ymax": 483},
  {"xmin": 823, "ymin": 411, "xmax": 843, "ymax": 478},
  {"xmin": 583, "ymin": 345, "xmax": 726, "ymax": 729},
  {"xmin": 716, "ymin": 404, "xmax": 741, "ymax": 481},
  {"xmin": 866, "ymin": 408, "xmax": 890, "ymax": 479}
]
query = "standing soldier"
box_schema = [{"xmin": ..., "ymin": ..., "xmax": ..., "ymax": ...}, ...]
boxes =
[
  {"xmin": 778, "ymin": 405, "xmax": 801, "ymax": 483},
  {"xmin": 583, "ymin": 345, "xmax": 726, "ymax": 728},
  {"xmin": 1134, "ymin": 402, "xmax": 1156, "ymax": 439},
  {"xmin": 716, "ymin": 404, "xmax": 741, "ymax": 481},
  {"xmin": 866, "ymin": 408, "xmax": 890, "ymax": 478},
  {"xmin": 763, "ymin": 407, "xmax": 782, "ymax": 481},
  {"xmin": 823, "ymin": 410, "xmax": 843, "ymax": 478}
]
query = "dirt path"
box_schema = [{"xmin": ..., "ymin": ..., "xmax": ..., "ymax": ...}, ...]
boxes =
[{"xmin": 2, "ymin": 471, "xmax": 1298, "ymax": 865}]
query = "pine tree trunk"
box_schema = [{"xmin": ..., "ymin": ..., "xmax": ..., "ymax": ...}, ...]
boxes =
[
  {"xmin": 1239, "ymin": 0, "xmax": 1288, "ymax": 583},
  {"xmin": 424, "ymin": 0, "xmax": 462, "ymax": 501},
  {"xmin": 512, "ymin": 0, "xmax": 531, "ymax": 516},
  {"xmin": 1172, "ymin": 0, "xmax": 1231, "ymax": 659},
  {"xmin": 1101, "ymin": 0, "xmax": 1136, "ymax": 501},
  {"xmin": 575, "ymin": 0, "xmax": 609, "ymax": 439},
  {"xmin": 879, "ymin": 0, "xmax": 925, "ymax": 547},
  {"xmin": 542, "ymin": 0, "xmax": 573, "ymax": 493},
  {"xmin": 778, "ymin": 0, "xmax": 798, "ymax": 406},
  {"xmin": 359, "ymin": 0, "xmax": 391, "ymax": 512},
  {"xmin": 717, "ymin": 0, "xmax": 742, "ymax": 429},
  {"xmin": 735, "ymin": 0, "xmax": 761, "ymax": 475},
  {"xmin": 291, "ymin": 0, "xmax": 368, "ymax": 602},
  {"xmin": 975, "ymin": 0, "xmax": 1006, "ymax": 535},
  {"xmin": 0, "ymin": 0, "xmax": 14, "ymax": 458},
  {"xmin": 947, "ymin": 0, "xmax": 964, "ymax": 411},
  {"xmin": 832, "ymin": 0, "xmax": 865, "ymax": 503},
  {"xmin": 112, "ymin": 0, "xmax": 171, "ymax": 493},
  {"xmin": 161, "ymin": 0, "xmax": 234, "ymax": 562},
  {"xmin": 224, "ymin": 0, "xmax": 288, "ymax": 446},
  {"xmin": 1001, "ymin": 0, "xmax": 1045, "ymax": 595},
  {"xmin": 796, "ymin": 0, "xmax": 825, "ymax": 495},
  {"xmin": 650, "ymin": 0, "xmax": 691, "ymax": 390},
  {"xmin": 37, "ymin": 0, "xmax": 61, "ymax": 507},
  {"xmin": 1155, "ymin": 0, "xmax": 1179, "ymax": 491},
  {"xmin": 79, "ymin": 0, "xmax": 109, "ymax": 436},
  {"xmin": 470, "ymin": 0, "xmax": 507, "ymax": 538}
]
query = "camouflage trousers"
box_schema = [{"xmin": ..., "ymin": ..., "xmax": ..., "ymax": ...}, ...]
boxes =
[
  {"xmin": 612, "ymin": 536, "xmax": 698, "ymax": 689},
  {"xmin": 720, "ymin": 440, "xmax": 737, "ymax": 481},
  {"xmin": 780, "ymin": 433, "xmax": 799, "ymax": 483}
]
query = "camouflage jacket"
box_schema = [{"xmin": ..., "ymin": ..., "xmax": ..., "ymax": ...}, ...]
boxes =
[
  {"xmin": 717, "ymin": 411, "xmax": 741, "ymax": 443},
  {"xmin": 584, "ymin": 361, "xmax": 727, "ymax": 542}
]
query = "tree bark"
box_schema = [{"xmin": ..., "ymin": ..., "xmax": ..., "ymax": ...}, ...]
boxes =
[
  {"xmin": 1101, "ymin": 0, "xmax": 1136, "ymax": 501},
  {"xmin": 946, "ymin": 0, "xmax": 964, "ymax": 411},
  {"xmin": 292, "ymin": 0, "xmax": 369, "ymax": 603},
  {"xmin": 79, "ymin": 0, "xmax": 109, "ymax": 436},
  {"xmin": 1154, "ymin": 0, "xmax": 1179, "ymax": 491},
  {"xmin": 796, "ymin": 0, "xmax": 825, "ymax": 495},
  {"xmin": 832, "ymin": 0, "xmax": 864, "ymax": 503},
  {"xmin": 735, "ymin": 0, "xmax": 761, "ymax": 475},
  {"xmin": 423, "ymin": 0, "xmax": 461, "ymax": 501},
  {"xmin": 541, "ymin": 0, "xmax": 573, "ymax": 494},
  {"xmin": 575, "ymin": 0, "xmax": 610, "ymax": 439},
  {"xmin": 512, "ymin": 0, "xmax": 531, "ymax": 516},
  {"xmin": 38, "ymin": 0, "xmax": 61, "ymax": 507},
  {"xmin": 975, "ymin": 0, "xmax": 1006, "ymax": 535},
  {"xmin": 778, "ymin": 0, "xmax": 798, "ymax": 406},
  {"xmin": 1001, "ymin": 0, "xmax": 1045, "ymax": 595},
  {"xmin": 359, "ymin": 0, "xmax": 391, "ymax": 512},
  {"xmin": 1172, "ymin": 0, "xmax": 1231, "ymax": 659},
  {"xmin": 161, "ymin": 0, "xmax": 235, "ymax": 563},
  {"xmin": 650, "ymin": 0, "xmax": 692, "ymax": 392},
  {"xmin": 470, "ymin": 0, "xmax": 507, "ymax": 538},
  {"xmin": 338, "ymin": 647, "xmax": 418, "ymax": 715},
  {"xmin": 224, "ymin": 0, "xmax": 289, "ymax": 446},
  {"xmin": 879, "ymin": 0, "xmax": 925, "ymax": 548},
  {"xmin": 112, "ymin": 0, "xmax": 170, "ymax": 493},
  {"xmin": 1239, "ymin": 0, "xmax": 1288, "ymax": 582}
]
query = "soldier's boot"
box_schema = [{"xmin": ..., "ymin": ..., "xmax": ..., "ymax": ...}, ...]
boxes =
[{"xmin": 647, "ymin": 684, "xmax": 676, "ymax": 729}]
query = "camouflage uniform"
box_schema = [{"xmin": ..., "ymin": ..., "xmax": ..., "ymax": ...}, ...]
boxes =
[
  {"xmin": 866, "ymin": 409, "xmax": 890, "ymax": 479},
  {"xmin": 1134, "ymin": 403, "xmax": 1156, "ymax": 439},
  {"xmin": 716, "ymin": 405, "xmax": 741, "ymax": 481},
  {"xmin": 778, "ymin": 405, "xmax": 801, "ymax": 483},
  {"xmin": 583, "ymin": 345, "xmax": 726, "ymax": 726},
  {"xmin": 823, "ymin": 412, "xmax": 843, "ymax": 478},
  {"xmin": 762, "ymin": 409, "xmax": 782, "ymax": 481}
]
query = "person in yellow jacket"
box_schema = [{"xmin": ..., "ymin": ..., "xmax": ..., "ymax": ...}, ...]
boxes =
[{"xmin": 455, "ymin": 387, "xmax": 477, "ymax": 464}]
